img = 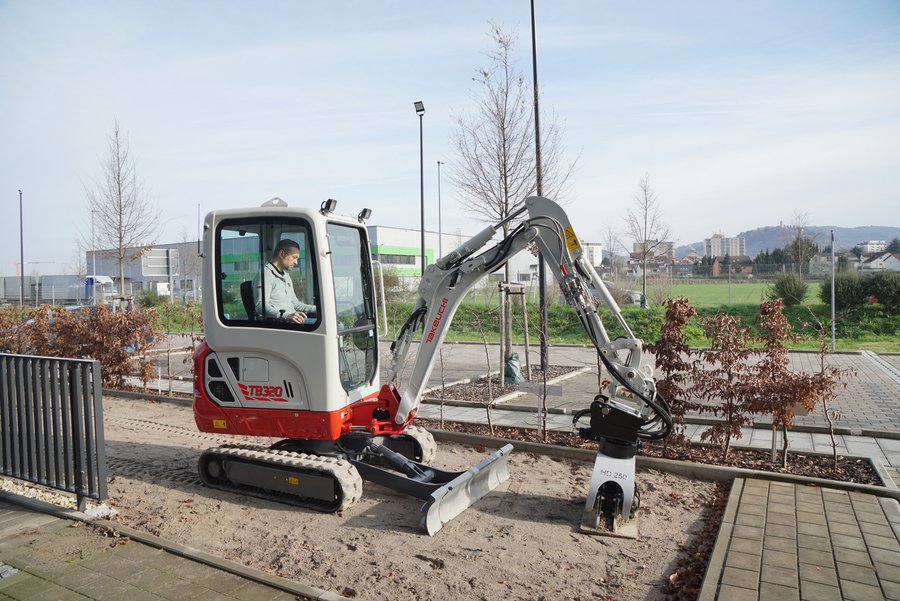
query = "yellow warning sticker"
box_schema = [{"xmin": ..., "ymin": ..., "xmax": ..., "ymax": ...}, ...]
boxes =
[
  {"xmin": 564, "ymin": 227, "xmax": 581, "ymax": 252},
  {"xmin": 287, "ymin": 476, "xmax": 300, "ymax": 486},
  {"xmin": 212, "ymin": 419, "xmax": 227, "ymax": 429}
]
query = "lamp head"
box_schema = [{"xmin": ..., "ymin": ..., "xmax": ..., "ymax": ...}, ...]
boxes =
[
  {"xmin": 320, "ymin": 198, "xmax": 338, "ymax": 214},
  {"xmin": 414, "ymin": 101, "xmax": 425, "ymax": 116}
]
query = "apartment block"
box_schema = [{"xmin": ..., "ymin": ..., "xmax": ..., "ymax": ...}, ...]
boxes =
[{"xmin": 704, "ymin": 233, "xmax": 746, "ymax": 258}]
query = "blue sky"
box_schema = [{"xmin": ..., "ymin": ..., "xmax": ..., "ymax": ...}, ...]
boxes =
[{"xmin": 1, "ymin": 0, "xmax": 898, "ymax": 275}]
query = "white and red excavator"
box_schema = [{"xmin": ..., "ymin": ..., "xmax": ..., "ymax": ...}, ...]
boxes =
[{"xmin": 192, "ymin": 195, "xmax": 672, "ymax": 535}]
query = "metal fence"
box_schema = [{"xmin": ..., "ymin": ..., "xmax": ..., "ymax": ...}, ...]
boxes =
[{"xmin": 0, "ymin": 354, "xmax": 107, "ymax": 510}]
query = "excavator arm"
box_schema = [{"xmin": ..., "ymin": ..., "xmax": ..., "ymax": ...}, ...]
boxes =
[
  {"xmin": 388, "ymin": 195, "xmax": 672, "ymax": 535},
  {"xmin": 388, "ymin": 195, "xmax": 670, "ymax": 441}
]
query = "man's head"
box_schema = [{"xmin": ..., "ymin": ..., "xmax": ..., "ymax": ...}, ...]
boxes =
[{"xmin": 272, "ymin": 239, "xmax": 301, "ymax": 271}]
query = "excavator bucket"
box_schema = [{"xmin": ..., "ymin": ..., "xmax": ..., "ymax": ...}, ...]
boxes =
[
  {"xmin": 420, "ymin": 443, "xmax": 514, "ymax": 535},
  {"xmin": 352, "ymin": 442, "xmax": 514, "ymax": 535}
]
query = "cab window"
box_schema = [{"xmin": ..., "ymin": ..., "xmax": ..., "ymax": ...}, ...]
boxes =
[{"xmin": 216, "ymin": 218, "xmax": 319, "ymax": 330}]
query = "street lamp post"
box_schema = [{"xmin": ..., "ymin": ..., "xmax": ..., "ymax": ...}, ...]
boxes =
[
  {"xmin": 19, "ymin": 190, "xmax": 24, "ymax": 308},
  {"xmin": 830, "ymin": 229, "xmax": 836, "ymax": 351},
  {"xmin": 414, "ymin": 101, "xmax": 426, "ymax": 276},
  {"xmin": 437, "ymin": 160, "xmax": 444, "ymax": 258},
  {"xmin": 91, "ymin": 210, "xmax": 97, "ymax": 305}
]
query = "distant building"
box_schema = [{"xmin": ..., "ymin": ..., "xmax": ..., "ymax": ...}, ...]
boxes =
[
  {"xmin": 581, "ymin": 241, "xmax": 604, "ymax": 268},
  {"xmin": 88, "ymin": 241, "xmax": 202, "ymax": 300},
  {"xmin": 704, "ymin": 233, "xmax": 746, "ymax": 258},
  {"xmin": 860, "ymin": 252, "xmax": 900, "ymax": 272},
  {"xmin": 808, "ymin": 253, "xmax": 833, "ymax": 276},
  {"xmin": 711, "ymin": 255, "xmax": 753, "ymax": 277},
  {"xmin": 631, "ymin": 240, "xmax": 674, "ymax": 258},
  {"xmin": 682, "ymin": 250, "xmax": 703, "ymax": 264},
  {"xmin": 858, "ymin": 240, "xmax": 887, "ymax": 253}
]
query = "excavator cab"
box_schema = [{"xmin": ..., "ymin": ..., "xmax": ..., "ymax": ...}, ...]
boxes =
[{"xmin": 195, "ymin": 199, "xmax": 383, "ymax": 438}]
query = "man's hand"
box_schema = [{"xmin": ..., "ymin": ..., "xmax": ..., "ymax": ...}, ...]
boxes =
[{"xmin": 287, "ymin": 311, "xmax": 307, "ymax": 324}]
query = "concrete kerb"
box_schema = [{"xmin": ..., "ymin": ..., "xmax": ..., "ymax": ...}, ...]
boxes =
[
  {"xmin": 697, "ymin": 479, "xmax": 744, "ymax": 601},
  {"xmin": 428, "ymin": 428, "xmax": 900, "ymax": 501},
  {"xmin": 102, "ymin": 388, "xmax": 192, "ymax": 406},
  {"xmin": 0, "ymin": 490, "xmax": 352, "ymax": 601},
  {"xmin": 863, "ymin": 428, "xmax": 900, "ymax": 441}
]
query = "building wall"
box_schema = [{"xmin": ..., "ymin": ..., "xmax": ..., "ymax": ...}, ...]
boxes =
[
  {"xmin": 631, "ymin": 240, "xmax": 673, "ymax": 258},
  {"xmin": 582, "ymin": 242, "xmax": 604, "ymax": 267},
  {"xmin": 705, "ymin": 234, "xmax": 746, "ymax": 258},
  {"xmin": 859, "ymin": 240, "xmax": 887, "ymax": 253},
  {"xmin": 87, "ymin": 241, "xmax": 202, "ymax": 300}
]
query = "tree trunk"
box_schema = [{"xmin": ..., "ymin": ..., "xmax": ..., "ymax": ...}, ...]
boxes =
[{"xmin": 780, "ymin": 422, "xmax": 789, "ymax": 468}]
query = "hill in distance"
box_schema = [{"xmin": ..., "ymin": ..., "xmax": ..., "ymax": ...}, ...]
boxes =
[{"xmin": 676, "ymin": 225, "xmax": 900, "ymax": 258}]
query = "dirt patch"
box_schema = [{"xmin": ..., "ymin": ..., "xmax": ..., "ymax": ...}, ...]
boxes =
[
  {"xmin": 427, "ymin": 365, "xmax": 581, "ymax": 403},
  {"xmin": 83, "ymin": 397, "xmax": 717, "ymax": 601}
]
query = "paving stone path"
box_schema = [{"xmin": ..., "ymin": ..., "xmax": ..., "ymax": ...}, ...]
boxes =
[{"xmin": 699, "ymin": 478, "xmax": 900, "ymax": 601}]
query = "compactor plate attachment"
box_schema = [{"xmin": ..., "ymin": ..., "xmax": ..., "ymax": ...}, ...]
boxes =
[{"xmin": 579, "ymin": 450, "xmax": 639, "ymax": 539}]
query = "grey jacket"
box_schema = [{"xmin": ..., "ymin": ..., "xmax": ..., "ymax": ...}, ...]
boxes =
[{"xmin": 253, "ymin": 262, "xmax": 316, "ymax": 320}]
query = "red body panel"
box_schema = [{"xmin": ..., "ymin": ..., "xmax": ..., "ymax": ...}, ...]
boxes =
[{"xmin": 192, "ymin": 341, "xmax": 413, "ymax": 440}]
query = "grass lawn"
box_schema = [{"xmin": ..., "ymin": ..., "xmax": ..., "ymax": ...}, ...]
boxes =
[{"xmin": 668, "ymin": 281, "xmax": 822, "ymax": 307}]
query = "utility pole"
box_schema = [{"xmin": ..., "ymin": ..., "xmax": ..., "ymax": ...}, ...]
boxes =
[
  {"xmin": 830, "ymin": 230, "xmax": 836, "ymax": 352},
  {"xmin": 530, "ymin": 0, "xmax": 548, "ymax": 371},
  {"xmin": 92, "ymin": 209, "xmax": 97, "ymax": 305},
  {"xmin": 437, "ymin": 160, "xmax": 444, "ymax": 258},
  {"xmin": 19, "ymin": 190, "xmax": 24, "ymax": 308},
  {"xmin": 414, "ymin": 101, "xmax": 426, "ymax": 276}
]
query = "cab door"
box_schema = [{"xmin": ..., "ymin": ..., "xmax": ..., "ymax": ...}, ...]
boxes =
[{"xmin": 326, "ymin": 222, "xmax": 379, "ymax": 396}]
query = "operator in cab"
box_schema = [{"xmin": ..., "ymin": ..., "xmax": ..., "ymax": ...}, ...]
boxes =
[{"xmin": 254, "ymin": 238, "xmax": 317, "ymax": 323}]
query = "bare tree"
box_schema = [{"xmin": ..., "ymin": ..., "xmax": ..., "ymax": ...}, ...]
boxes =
[
  {"xmin": 84, "ymin": 121, "xmax": 160, "ymax": 303},
  {"xmin": 780, "ymin": 210, "xmax": 818, "ymax": 278},
  {"xmin": 178, "ymin": 226, "xmax": 203, "ymax": 301},
  {"xmin": 450, "ymin": 24, "xmax": 576, "ymax": 361},
  {"xmin": 600, "ymin": 223, "xmax": 624, "ymax": 281},
  {"xmin": 624, "ymin": 174, "xmax": 670, "ymax": 299},
  {"xmin": 67, "ymin": 239, "xmax": 87, "ymax": 277}
]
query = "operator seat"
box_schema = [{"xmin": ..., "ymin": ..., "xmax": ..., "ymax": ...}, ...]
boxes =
[{"xmin": 240, "ymin": 281, "xmax": 256, "ymax": 320}]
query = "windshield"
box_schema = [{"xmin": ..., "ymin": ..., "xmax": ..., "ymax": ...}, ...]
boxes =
[
  {"xmin": 326, "ymin": 222, "xmax": 377, "ymax": 391},
  {"xmin": 215, "ymin": 218, "xmax": 319, "ymax": 330}
]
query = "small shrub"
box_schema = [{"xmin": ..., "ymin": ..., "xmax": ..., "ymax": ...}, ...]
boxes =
[
  {"xmin": 769, "ymin": 273, "xmax": 808, "ymax": 306},
  {"xmin": 139, "ymin": 289, "xmax": 168, "ymax": 308},
  {"xmin": 821, "ymin": 272, "xmax": 867, "ymax": 311},
  {"xmin": 752, "ymin": 299, "xmax": 804, "ymax": 467},
  {"xmin": 0, "ymin": 306, "xmax": 35, "ymax": 354},
  {"xmin": 376, "ymin": 268, "xmax": 405, "ymax": 302},
  {"xmin": 645, "ymin": 298, "xmax": 698, "ymax": 445},
  {"xmin": 866, "ymin": 271, "xmax": 900, "ymax": 314},
  {"xmin": 692, "ymin": 313, "xmax": 758, "ymax": 459},
  {"xmin": 14, "ymin": 305, "xmax": 160, "ymax": 388}
]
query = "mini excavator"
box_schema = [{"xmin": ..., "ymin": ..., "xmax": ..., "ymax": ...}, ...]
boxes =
[{"xmin": 192, "ymin": 195, "xmax": 671, "ymax": 535}]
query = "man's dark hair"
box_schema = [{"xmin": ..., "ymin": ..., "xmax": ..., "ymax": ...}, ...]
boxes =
[{"xmin": 274, "ymin": 238, "xmax": 300, "ymax": 256}]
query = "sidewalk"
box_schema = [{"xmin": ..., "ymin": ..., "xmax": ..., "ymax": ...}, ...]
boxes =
[
  {"xmin": 699, "ymin": 479, "xmax": 900, "ymax": 601},
  {"xmin": 0, "ymin": 494, "xmax": 345, "ymax": 601}
]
